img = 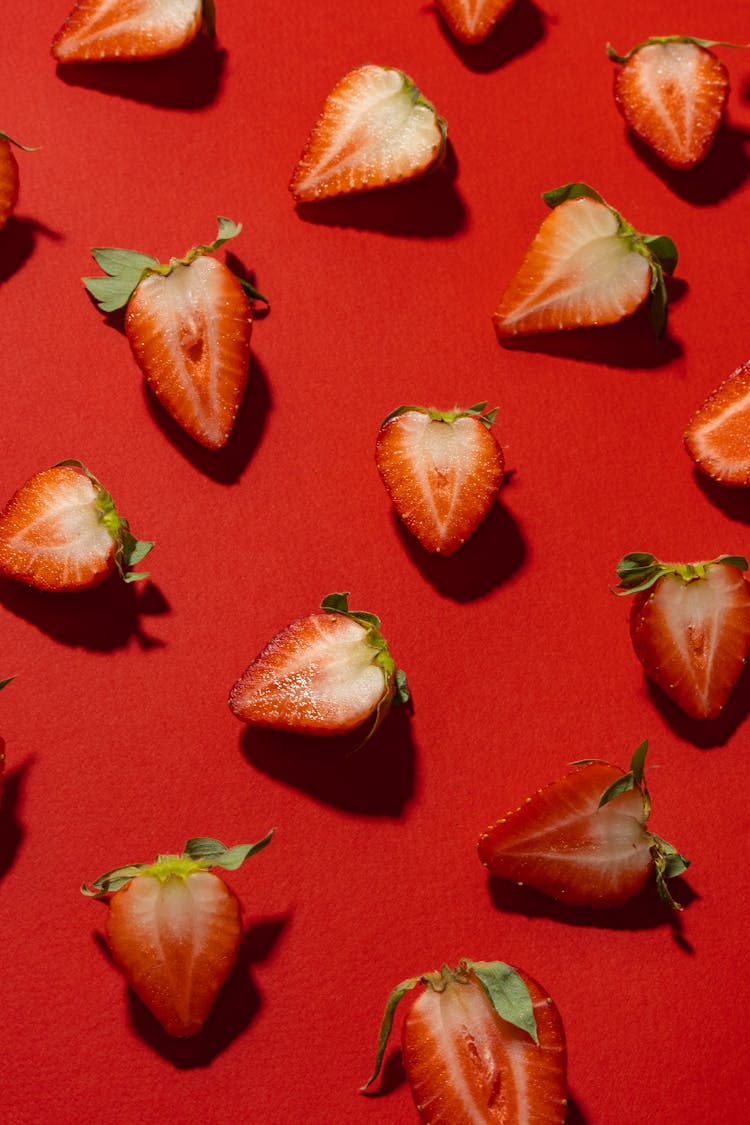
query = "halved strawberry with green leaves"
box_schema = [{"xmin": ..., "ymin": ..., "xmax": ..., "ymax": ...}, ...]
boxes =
[
  {"xmin": 493, "ymin": 183, "xmax": 677, "ymax": 338},
  {"xmin": 0, "ymin": 461, "xmax": 152, "ymax": 591},
  {"xmin": 436, "ymin": 0, "xmax": 515, "ymax": 45},
  {"xmin": 83, "ymin": 833, "xmax": 272, "ymax": 1037},
  {"xmin": 615, "ymin": 553, "xmax": 750, "ymax": 719},
  {"xmin": 684, "ymin": 359, "xmax": 750, "ymax": 485},
  {"xmin": 229, "ymin": 592, "xmax": 410, "ymax": 738},
  {"xmin": 84, "ymin": 218, "xmax": 266, "ymax": 450},
  {"xmin": 478, "ymin": 742, "xmax": 689, "ymax": 910},
  {"xmin": 375, "ymin": 402, "xmax": 504, "ymax": 554},
  {"xmin": 52, "ymin": 0, "xmax": 214, "ymax": 63},
  {"xmin": 0, "ymin": 677, "xmax": 12, "ymax": 803},
  {"xmin": 0, "ymin": 132, "xmax": 36, "ymax": 231},
  {"xmin": 361, "ymin": 959, "xmax": 567, "ymax": 1124},
  {"xmin": 608, "ymin": 37, "xmax": 744, "ymax": 170},
  {"xmin": 289, "ymin": 65, "xmax": 447, "ymax": 202}
]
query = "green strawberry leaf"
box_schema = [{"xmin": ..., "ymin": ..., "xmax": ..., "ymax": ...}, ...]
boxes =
[
  {"xmin": 360, "ymin": 976, "xmax": 422, "ymax": 1092},
  {"xmin": 393, "ymin": 668, "xmax": 411, "ymax": 708},
  {"xmin": 83, "ymin": 247, "xmax": 160, "ymax": 312},
  {"xmin": 615, "ymin": 553, "xmax": 748, "ymax": 595},
  {"xmin": 650, "ymin": 835, "xmax": 690, "ymax": 911},
  {"xmin": 183, "ymin": 832, "xmax": 274, "ymax": 869},
  {"xmin": 0, "ymin": 676, "xmax": 14, "ymax": 691},
  {"xmin": 238, "ymin": 276, "xmax": 270, "ymax": 305},
  {"xmin": 81, "ymin": 863, "xmax": 147, "ymax": 897},
  {"xmin": 642, "ymin": 235, "xmax": 678, "ymax": 276},
  {"xmin": 598, "ymin": 742, "xmax": 650, "ymax": 816},
  {"xmin": 542, "ymin": 182, "xmax": 606, "ymax": 209},
  {"xmin": 463, "ymin": 959, "xmax": 538, "ymax": 1044},
  {"xmin": 0, "ymin": 132, "xmax": 39, "ymax": 151}
]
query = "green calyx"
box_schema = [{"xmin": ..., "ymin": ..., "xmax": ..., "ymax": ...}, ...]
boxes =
[
  {"xmin": 381, "ymin": 401, "xmax": 498, "ymax": 430},
  {"xmin": 541, "ymin": 183, "xmax": 677, "ymax": 337},
  {"xmin": 614, "ymin": 552, "xmax": 747, "ymax": 596},
  {"xmin": 0, "ymin": 132, "xmax": 38, "ymax": 152},
  {"xmin": 360, "ymin": 959, "xmax": 537, "ymax": 1093},
  {"xmin": 83, "ymin": 217, "xmax": 269, "ymax": 314},
  {"xmin": 397, "ymin": 68, "xmax": 448, "ymax": 165},
  {"xmin": 54, "ymin": 459, "xmax": 153, "ymax": 583},
  {"xmin": 606, "ymin": 36, "xmax": 748, "ymax": 65},
  {"xmin": 0, "ymin": 677, "xmax": 13, "ymax": 691},
  {"xmin": 81, "ymin": 832, "xmax": 273, "ymax": 898}
]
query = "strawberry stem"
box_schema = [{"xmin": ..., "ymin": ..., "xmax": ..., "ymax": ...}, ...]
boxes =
[
  {"xmin": 615, "ymin": 552, "xmax": 748, "ymax": 595},
  {"xmin": 607, "ymin": 36, "xmax": 748, "ymax": 65}
]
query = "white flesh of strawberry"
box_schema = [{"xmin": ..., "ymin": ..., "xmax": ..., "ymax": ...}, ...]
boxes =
[
  {"xmin": 688, "ymin": 394, "xmax": 750, "ymax": 475},
  {"xmin": 402, "ymin": 413, "xmax": 484, "ymax": 535},
  {"xmin": 634, "ymin": 43, "xmax": 702, "ymax": 160},
  {"xmin": 501, "ymin": 200, "xmax": 650, "ymax": 331},
  {"xmin": 293, "ymin": 66, "xmax": 441, "ymax": 198},
  {"xmin": 55, "ymin": 0, "xmax": 202, "ymax": 58}
]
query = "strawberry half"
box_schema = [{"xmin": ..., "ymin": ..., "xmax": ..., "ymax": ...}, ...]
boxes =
[
  {"xmin": 84, "ymin": 218, "xmax": 266, "ymax": 450},
  {"xmin": 607, "ymin": 37, "xmax": 743, "ymax": 171},
  {"xmin": 684, "ymin": 358, "xmax": 750, "ymax": 485},
  {"xmin": 83, "ymin": 833, "xmax": 272, "ymax": 1037},
  {"xmin": 361, "ymin": 959, "xmax": 567, "ymax": 1124},
  {"xmin": 289, "ymin": 65, "xmax": 447, "ymax": 202},
  {"xmin": 478, "ymin": 742, "xmax": 689, "ymax": 910},
  {"xmin": 493, "ymin": 182, "xmax": 677, "ymax": 338},
  {"xmin": 0, "ymin": 132, "xmax": 35, "ymax": 231},
  {"xmin": 436, "ymin": 0, "xmax": 515, "ymax": 46},
  {"xmin": 615, "ymin": 553, "xmax": 750, "ymax": 720},
  {"xmin": 52, "ymin": 0, "xmax": 214, "ymax": 63},
  {"xmin": 229, "ymin": 592, "xmax": 410, "ymax": 738},
  {"xmin": 0, "ymin": 461, "xmax": 152, "ymax": 591},
  {"xmin": 375, "ymin": 402, "xmax": 505, "ymax": 555}
]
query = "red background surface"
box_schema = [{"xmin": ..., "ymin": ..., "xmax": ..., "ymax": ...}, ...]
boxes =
[{"xmin": 2, "ymin": 2, "xmax": 750, "ymax": 1122}]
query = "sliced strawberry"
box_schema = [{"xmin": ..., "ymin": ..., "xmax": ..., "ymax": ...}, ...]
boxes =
[
  {"xmin": 478, "ymin": 743, "xmax": 688, "ymax": 910},
  {"xmin": 83, "ymin": 833, "xmax": 272, "ymax": 1037},
  {"xmin": 52, "ymin": 0, "xmax": 213, "ymax": 63},
  {"xmin": 608, "ymin": 37, "xmax": 741, "ymax": 170},
  {"xmin": 616, "ymin": 553, "xmax": 750, "ymax": 720},
  {"xmin": 684, "ymin": 359, "xmax": 750, "ymax": 485},
  {"xmin": 493, "ymin": 182, "xmax": 677, "ymax": 338},
  {"xmin": 84, "ymin": 218, "xmax": 265, "ymax": 450},
  {"xmin": 375, "ymin": 402, "xmax": 504, "ymax": 555},
  {"xmin": 229, "ymin": 592, "xmax": 410, "ymax": 738},
  {"xmin": 436, "ymin": 0, "xmax": 515, "ymax": 45},
  {"xmin": 0, "ymin": 461, "xmax": 152, "ymax": 591},
  {"xmin": 361, "ymin": 959, "xmax": 567, "ymax": 1124},
  {"xmin": 289, "ymin": 65, "xmax": 447, "ymax": 202},
  {"xmin": 0, "ymin": 132, "xmax": 36, "ymax": 231}
]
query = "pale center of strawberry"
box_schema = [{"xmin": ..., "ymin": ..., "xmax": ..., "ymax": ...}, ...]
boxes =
[{"xmin": 636, "ymin": 43, "xmax": 700, "ymax": 153}]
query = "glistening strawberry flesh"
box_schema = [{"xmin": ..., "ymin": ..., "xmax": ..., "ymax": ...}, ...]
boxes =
[
  {"xmin": 435, "ymin": 0, "xmax": 515, "ymax": 46},
  {"xmin": 493, "ymin": 183, "xmax": 677, "ymax": 338},
  {"xmin": 684, "ymin": 359, "xmax": 750, "ymax": 485},
  {"xmin": 82, "ymin": 833, "xmax": 273, "ymax": 1037},
  {"xmin": 52, "ymin": 0, "xmax": 213, "ymax": 63},
  {"xmin": 375, "ymin": 402, "xmax": 505, "ymax": 554},
  {"xmin": 616, "ymin": 553, "xmax": 750, "ymax": 719},
  {"xmin": 229, "ymin": 592, "xmax": 410, "ymax": 738},
  {"xmin": 478, "ymin": 742, "xmax": 689, "ymax": 910},
  {"xmin": 361, "ymin": 959, "xmax": 567, "ymax": 1124},
  {"xmin": 289, "ymin": 65, "xmax": 447, "ymax": 202}
]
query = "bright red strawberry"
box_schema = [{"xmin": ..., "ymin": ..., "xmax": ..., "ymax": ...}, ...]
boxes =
[
  {"xmin": 0, "ymin": 461, "xmax": 152, "ymax": 591},
  {"xmin": 436, "ymin": 0, "xmax": 515, "ymax": 45},
  {"xmin": 361, "ymin": 959, "xmax": 567, "ymax": 1124},
  {"xmin": 84, "ymin": 218, "xmax": 266, "ymax": 450},
  {"xmin": 478, "ymin": 743, "xmax": 688, "ymax": 909},
  {"xmin": 608, "ymin": 37, "xmax": 742, "ymax": 170},
  {"xmin": 684, "ymin": 359, "xmax": 750, "ymax": 485},
  {"xmin": 0, "ymin": 133, "xmax": 35, "ymax": 231},
  {"xmin": 289, "ymin": 65, "xmax": 447, "ymax": 202},
  {"xmin": 615, "ymin": 553, "xmax": 750, "ymax": 719},
  {"xmin": 52, "ymin": 0, "xmax": 213, "ymax": 63},
  {"xmin": 83, "ymin": 833, "xmax": 272, "ymax": 1037},
  {"xmin": 493, "ymin": 182, "xmax": 677, "ymax": 338},
  {"xmin": 375, "ymin": 402, "xmax": 504, "ymax": 555},
  {"xmin": 229, "ymin": 592, "xmax": 410, "ymax": 738}
]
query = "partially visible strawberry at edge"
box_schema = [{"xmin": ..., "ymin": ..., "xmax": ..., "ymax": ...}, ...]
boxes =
[
  {"xmin": 52, "ymin": 0, "xmax": 215, "ymax": 63},
  {"xmin": 0, "ymin": 132, "xmax": 36, "ymax": 231}
]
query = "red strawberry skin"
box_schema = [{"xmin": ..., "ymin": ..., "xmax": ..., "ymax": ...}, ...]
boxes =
[
  {"xmin": 613, "ymin": 41, "xmax": 729, "ymax": 170},
  {"xmin": 402, "ymin": 966, "xmax": 567, "ymax": 1125},
  {"xmin": 375, "ymin": 406, "xmax": 504, "ymax": 554},
  {"xmin": 436, "ymin": 0, "xmax": 515, "ymax": 46},
  {"xmin": 52, "ymin": 0, "xmax": 205, "ymax": 63},
  {"xmin": 105, "ymin": 870, "xmax": 242, "ymax": 1037},
  {"xmin": 478, "ymin": 762, "xmax": 653, "ymax": 908},
  {"xmin": 0, "ymin": 736, "xmax": 5, "ymax": 803},
  {"xmin": 0, "ymin": 465, "xmax": 116, "ymax": 591},
  {"xmin": 125, "ymin": 255, "xmax": 252, "ymax": 450},
  {"xmin": 684, "ymin": 359, "xmax": 750, "ymax": 485},
  {"xmin": 629, "ymin": 564, "xmax": 750, "ymax": 719},
  {"xmin": 0, "ymin": 139, "xmax": 19, "ymax": 230}
]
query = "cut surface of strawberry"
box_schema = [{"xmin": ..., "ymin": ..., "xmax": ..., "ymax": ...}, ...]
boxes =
[
  {"xmin": 684, "ymin": 359, "xmax": 750, "ymax": 485},
  {"xmin": 478, "ymin": 743, "xmax": 689, "ymax": 910},
  {"xmin": 616, "ymin": 553, "xmax": 750, "ymax": 720},
  {"xmin": 229, "ymin": 592, "xmax": 410, "ymax": 738},
  {"xmin": 52, "ymin": 0, "xmax": 213, "ymax": 63},
  {"xmin": 0, "ymin": 461, "xmax": 152, "ymax": 591},
  {"xmin": 84, "ymin": 218, "xmax": 264, "ymax": 450},
  {"xmin": 376, "ymin": 403, "xmax": 504, "ymax": 555},
  {"xmin": 493, "ymin": 182, "xmax": 677, "ymax": 338},
  {"xmin": 289, "ymin": 65, "xmax": 447, "ymax": 202},
  {"xmin": 436, "ymin": 0, "xmax": 515, "ymax": 45},
  {"xmin": 608, "ymin": 37, "xmax": 739, "ymax": 170},
  {"xmin": 83, "ymin": 834, "xmax": 272, "ymax": 1037},
  {"xmin": 362, "ymin": 959, "xmax": 567, "ymax": 1124}
]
